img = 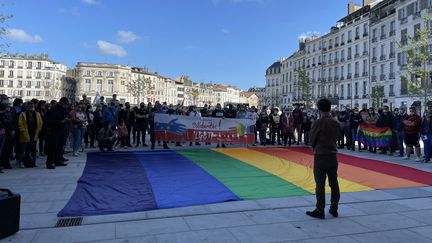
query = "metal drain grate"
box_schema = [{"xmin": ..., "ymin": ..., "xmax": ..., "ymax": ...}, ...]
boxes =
[{"xmin": 55, "ymin": 217, "xmax": 83, "ymax": 227}]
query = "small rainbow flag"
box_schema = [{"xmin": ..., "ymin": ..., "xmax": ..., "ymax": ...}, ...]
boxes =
[{"xmin": 356, "ymin": 123, "xmax": 393, "ymax": 148}]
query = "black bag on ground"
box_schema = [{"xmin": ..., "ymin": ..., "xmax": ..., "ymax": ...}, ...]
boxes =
[{"xmin": 0, "ymin": 188, "xmax": 20, "ymax": 239}]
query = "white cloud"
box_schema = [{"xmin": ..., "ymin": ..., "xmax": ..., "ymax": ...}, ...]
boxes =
[
  {"xmin": 221, "ymin": 28, "xmax": 230, "ymax": 34},
  {"xmin": 298, "ymin": 31, "xmax": 320, "ymax": 40},
  {"xmin": 117, "ymin": 31, "xmax": 141, "ymax": 43},
  {"xmin": 82, "ymin": 0, "xmax": 98, "ymax": 5},
  {"xmin": 6, "ymin": 28, "xmax": 43, "ymax": 43},
  {"xmin": 97, "ymin": 40, "xmax": 127, "ymax": 57},
  {"xmin": 58, "ymin": 7, "xmax": 80, "ymax": 16}
]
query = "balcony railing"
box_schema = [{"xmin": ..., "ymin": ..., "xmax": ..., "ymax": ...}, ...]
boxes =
[
  {"xmin": 323, "ymin": 47, "xmax": 327, "ymax": 51},
  {"xmin": 363, "ymin": 51, "xmax": 369, "ymax": 56},
  {"xmin": 334, "ymin": 59, "xmax": 339, "ymax": 64},
  {"xmin": 354, "ymin": 73, "xmax": 360, "ymax": 78},
  {"xmin": 340, "ymin": 58, "xmax": 345, "ymax": 62},
  {"xmin": 380, "ymin": 55, "xmax": 386, "ymax": 61},
  {"xmin": 400, "ymin": 18, "xmax": 408, "ymax": 25},
  {"xmin": 380, "ymin": 34, "xmax": 386, "ymax": 40},
  {"xmin": 389, "ymin": 30, "xmax": 395, "ymax": 36},
  {"xmin": 389, "ymin": 92, "xmax": 395, "ymax": 97},
  {"xmin": 362, "ymin": 72, "xmax": 368, "ymax": 77},
  {"xmin": 371, "ymin": 75, "xmax": 377, "ymax": 82},
  {"xmin": 354, "ymin": 95, "xmax": 359, "ymax": 99},
  {"xmin": 355, "ymin": 35, "xmax": 360, "ymax": 40},
  {"xmin": 380, "ymin": 74, "xmax": 386, "ymax": 81},
  {"xmin": 389, "ymin": 72, "xmax": 395, "ymax": 79},
  {"xmin": 328, "ymin": 77, "xmax": 333, "ymax": 81},
  {"xmin": 335, "ymin": 43, "xmax": 339, "ymax": 47},
  {"xmin": 347, "ymin": 39, "xmax": 352, "ymax": 43},
  {"xmin": 329, "ymin": 45, "xmax": 333, "ymax": 49},
  {"xmin": 372, "ymin": 37, "xmax": 378, "ymax": 43},
  {"xmin": 372, "ymin": 57, "xmax": 377, "ymax": 63},
  {"xmin": 363, "ymin": 32, "xmax": 368, "ymax": 37},
  {"xmin": 363, "ymin": 94, "xmax": 368, "ymax": 98},
  {"xmin": 347, "ymin": 73, "xmax": 352, "ymax": 79},
  {"xmin": 340, "ymin": 76, "xmax": 345, "ymax": 80},
  {"xmin": 347, "ymin": 55, "xmax": 352, "ymax": 60},
  {"xmin": 389, "ymin": 52, "xmax": 395, "ymax": 58},
  {"xmin": 335, "ymin": 76, "xmax": 339, "ymax": 81},
  {"xmin": 341, "ymin": 42, "xmax": 345, "ymax": 46},
  {"xmin": 328, "ymin": 60, "xmax": 333, "ymax": 64},
  {"xmin": 355, "ymin": 53, "xmax": 360, "ymax": 58}
]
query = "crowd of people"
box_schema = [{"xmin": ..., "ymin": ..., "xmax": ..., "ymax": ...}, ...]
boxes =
[{"xmin": 0, "ymin": 92, "xmax": 431, "ymax": 171}]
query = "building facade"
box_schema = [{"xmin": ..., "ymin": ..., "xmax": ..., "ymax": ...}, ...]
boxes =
[
  {"xmin": 0, "ymin": 54, "xmax": 68, "ymax": 101},
  {"xmin": 265, "ymin": 0, "xmax": 432, "ymax": 110}
]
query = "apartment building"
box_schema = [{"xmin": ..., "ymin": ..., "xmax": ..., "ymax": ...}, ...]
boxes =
[
  {"xmin": 0, "ymin": 54, "xmax": 68, "ymax": 101},
  {"xmin": 266, "ymin": 0, "xmax": 432, "ymax": 110},
  {"xmin": 265, "ymin": 60, "xmax": 282, "ymax": 107}
]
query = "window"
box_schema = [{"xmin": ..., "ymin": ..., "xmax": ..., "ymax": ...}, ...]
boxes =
[
  {"xmin": 381, "ymin": 44, "xmax": 386, "ymax": 56},
  {"xmin": 355, "ymin": 44, "xmax": 359, "ymax": 56},
  {"xmin": 109, "ymin": 72, "xmax": 114, "ymax": 77},
  {"xmin": 363, "ymin": 23, "xmax": 368, "ymax": 35},
  {"xmin": 85, "ymin": 79, "xmax": 91, "ymax": 92},
  {"xmin": 86, "ymin": 70, "xmax": 91, "ymax": 76},
  {"xmin": 27, "ymin": 61, "xmax": 32, "ymax": 68},
  {"xmin": 363, "ymin": 60, "xmax": 367, "ymax": 72},
  {"xmin": 26, "ymin": 90, "xmax": 31, "ymax": 96},
  {"xmin": 341, "ymin": 65, "xmax": 344, "ymax": 77},
  {"xmin": 18, "ymin": 80, "xmax": 22, "ymax": 87},
  {"xmin": 355, "ymin": 82, "xmax": 359, "ymax": 96},
  {"xmin": 7, "ymin": 80, "xmax": 13, "ymax": 87},
  {"xmin": 340, "ymin": 84, "xmax": 344, "ymax": 97},
  {"xmin": 96, "ymin": 79, "xmax": 102, "ymax": 92},
  {"xmin": 36, "ymin": 81, "xmax": 41, "ymax": 87},
  {"xmin": 363, "ymin": 41, "xmax": 368, "ymax": 53},
  {"xmin": 0, "ymin": 60, "xmax": 5, "ymax": 67},
  {"xmin": 372, "ymin": 66, "xmax": 376, "ymax": 76},
  {"xmin": 348, "ymin": 47, "xmax": 352, "ymax": 58},
  {"xmin": 9, "ymin": 60, "xmax": 14, "ymax": 68},
  {"xmin": 390, "ymin": 21, "xmax": 395, "ymax": 34},
  {"xmin": 37, "ymin": 62, "xmax": 42, "ymax": 69},
  {"xmin": 36, "ymin": 72, "xmax": 41, "ymax": 78},
  {"xmin": 381, "ymin": 25, "xmax": 386, "ymax": 38},
  {"xmin": 372, "ymin": 47, "xmax": 377, "ymax": 58},
  {"xmin": 390, "ymin": 84, "xmax": 394, "ymax": 95},
  {"xmin": 414, "ymin": 23, "xmax": 421, "ymax": 40},
  {"xmin": 17, "ymin": 60, "xmax": 23, "ymax": 67},
  {"xmin": 17, "ymin": 70, "xmax": 23, "ymax": 78},
  {"xmin": 390, "ymin": 42, "xmax": 395, "ymax": 55},
  {"xmin": 341, "ymin": 50, "xmax": 345, "ymax": 59},
  {"xmin": 348, "ymin": 30, "xmax": 352, "ymax": 41},
  {"xmin": 341, "ymin": 33, "xmax": 345, "ymax": 43},
  {"xmin": 355, "ymin": 27, "xmax": 360, "ymax": 37},
  {"xmin": 8, "ymin": 70, "xmax": 13, "ymax": 78},
  {"xmin": 348, "ymin": 63, "xmax": 352, "ymax": 74},
  {"xmin": 390, "ymin": 62, "xmax": 394, "ymax": 73},
  {"xmin": 335, "ymin": 67, "xmax": 338, "ymax": 78},
  {"xmin": 363, "ymin": 81, "xmax": 367, "ymax": 95},
  {"xmin": 355, "ymin": 62, "xmax": 359, "ymax": 75},
  {"xmin": 108, "ymin": 80, "xmax": 114, "ymax": 93},
  {"xmin": 335, "ymin": 37, "xmax": 339, "ymax": 45},
  {"xmin": 97, "ymin": 71, "xmax": 102, "ymax": 76},
  {"xmin": 347, "ymin": 83, "xmax": 351, "ymax": 96},
  {"xmin": 372, "ymin": 29, "xmax": 377, "ymax": 39},
  {"xmin": 26, "ymin": 81, "xmax": 31, "ymax": 87},
  {"xmin": 380, "ymin": 64, "xmax": 385, "ymax": 75}
]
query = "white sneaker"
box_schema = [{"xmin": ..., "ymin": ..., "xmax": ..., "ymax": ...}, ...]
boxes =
[
  {"xmin": 415, "ymin": 157, "xmax": 422, "ymax": 162},
  {"xmin": 403, "ymin": 156, "xmax": 410, "ymax": 160}
]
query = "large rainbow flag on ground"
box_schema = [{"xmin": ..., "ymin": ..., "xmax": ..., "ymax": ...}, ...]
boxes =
[
  {"xmin": 59, "ymin": 147, "xmax": 432, "ymax": 217},
  {"xmin": 356, "ymin": 123, "xmax": 393, "ymax": 148}
]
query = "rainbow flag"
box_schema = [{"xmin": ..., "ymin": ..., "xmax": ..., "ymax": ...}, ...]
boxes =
[
  {"xmin": 59, "ymin": 147, "xmax": 432, "ymax": 217},
  {"xmin": 356, "ymin": 123, "xmax": 393, "ymax": 148}
]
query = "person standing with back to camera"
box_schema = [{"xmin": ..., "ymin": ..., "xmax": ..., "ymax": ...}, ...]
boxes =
[{"xmin": 306, "ymin": 98, "xmax": 341, "ymax": 219}]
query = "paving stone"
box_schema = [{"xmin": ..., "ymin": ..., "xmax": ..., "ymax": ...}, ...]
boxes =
[
  {"xmin": 146, "ymin": 205, "xmax": 209, "ymax": 219},
  {"xmin": 350, "ymin": 213, "xmax": 426, "ymax": 231},
  {"xmin": 289, "ymin": 235, "xmax": 357, "ymax": 243},
  {"xmin": 295, "ymin": 204, "xmax": 367, "ymax": 218},
  {"xmin": 349, "ymin": 200, "xmax": 412, "ymax": 214},
  {"xmin": 383, "ymin": 187, "xmax": 432, "ymax": 198},
  {"xmin": 291, "ymin": 218, "xmax": 372, "ymax": 237},
  {"xmin": 409, "ymin": 225, "xmax": 432, "ymax": 240},
  {"xmin": 21, "ymin": 191, "xmax": 74, "ymax": 203},
  {"xmin": 400, "ymin": 209, "xmax": 432, "ymax": 224},
  {"xmin": 20, "ymin": 201, "xmax": 52, "ymax": 214},
  {"xmin": 205, "ymin": 200, "xmax": 262, "ymax": 213},
  {"xmin": 115, "ymin": 217, "xmax": 190, "ymax": 238},
  {"xmin": 343, "ymin": 190, "xmax": 401, "ymax": 202},
  {"xmin": 255, "ymin": 196, "xmax": 312, "ymax": 209},
  {"xmin": 184, "ymin": 212, "xmax": 255, "ymax": 230},
  {"xmin": 244, "ymin": 208, "xmax": 309, "ymax": 224},
  {"xmin": 31, "ymin": 223, "xmax": 116, "ymax": 243},
  {"xmin": 156, "ymin": 228, "xmax": 239, "ymax": 243},
  {"xmin": 83, "ymin": 211, "xmax": 148, "ymax": 225},
  {"xmin": 0, "ymin": 229, "xmax": 37, "ymax": 243},
  {"xmin": 351, "ymin": 229, "xmax": 431, "ymax": 243},
  {"xmin": 229, "ymin": 223, "xmax": 309, "ymax": 242},
  {"xmin": 393, "ymin": 197, "xmax": 432, "ymax": 210},
  {"xmin": 20, "ymin": 213, "xmax": 59, "ymax": 230},
  {"xmin": 84, "ymin": 235, "xmax": 157, "ymax": 243}
]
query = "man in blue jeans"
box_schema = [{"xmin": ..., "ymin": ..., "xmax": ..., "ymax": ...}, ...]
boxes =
[
  {"xmin": 421, "ymin": 105, "xmax": 432, "ymax": 163},
  {"xmin": 394, "ymin": 108, "xmax": 406, "ymax": 157}
]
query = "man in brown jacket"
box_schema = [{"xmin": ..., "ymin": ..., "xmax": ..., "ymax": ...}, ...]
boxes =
[{"xmin": 306, "ymin": 98, "xmax": 341, "ymax": 219}]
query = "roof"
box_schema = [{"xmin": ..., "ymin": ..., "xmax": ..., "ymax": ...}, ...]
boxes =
[
  {"xmin": 267, "ymin": 61, "xmax": 282, "ymax": 70},
  {"xmin": 241, "ymin": 92, "xmax": 257, "ymax": 98}
]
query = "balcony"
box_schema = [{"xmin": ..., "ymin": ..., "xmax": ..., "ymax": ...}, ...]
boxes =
[
  {"xmin": 347, "ymin": 55, "xmax": 352, "ymax": 60},
  {"xmin": 389, "ymin": 52, "xmax": 395, "ymax": 58},
  {"xmin": 413, "ymin": 12, "xmax": 421, "ymax": 19},
  {"xmin": 8, "ymin": 84, "xmax": 13, "ymax": 88},
  {"xmin": 371, "ymin": 75, "xmax": 377, "ymax": 82},
  {"xmin": 347, "ymin": 39, "xmax": 352, "ymax": 43},
  {"xmin": 341, "ymin": 42, "xmax": 345, "ymax": 46},
  {"xmin": 335, "ymin": 43, "xmax": 339, "ymax": 47},
  {"xmin": 354, "ymin": 73, "xmax": 360, "ymax": 78},
  {"xmin": 380, "ymin": 55, "xmax": 386, "ymax": 61},
  {"xmin": 328, "ymin": 77, "xmax": 333, "ymax": 81},
  {"xmin": 318, "ymin": 62, "xmax": 322, "ymax": 66},
  {"xmin": 372, "ymin": 37, "xmax": 378, "ymax": 43},
  {"xmin": 389, "ymin": 92, "xmax": 395, "ymax": 97},
  {"xmin": 340, "ymin": 58, "xmax": 345, "ymax": 62},
  {"xmin": 26, "ymin": 85, "xmax": 31, "ymax": 88},
  {"xmin": 340, "ymin": 76, "xmax": 345, "ymax": 80},
  {"xmin": 363, "ymin": 51, "xmax": 369, "ymax": 56},
  {"xmin": 347, "ymin": 96, "xmax": 352, "ymax": 99},
  {"xmin": 400, "ymin": 39, "xmax": 408, "ymax": 46},
  {"xmin": 355, "ymin": 53, "xmax": 360, "ymax": 58},
  {"xmin": 400, "ymin": 18, "xmax": 408, "ymax": 25},
  {"xmin": 35, "ymin": 85, "xmax": 41, "ymax": 89},
  {"xmin": 389, "ymin": 30, "xmax": 395, "ymax": 36},
  {"xmin": 347, "ymin": 73, "xmax": 352, "ymax": 79},
  {"xmin": 36, "ymin": 66, "xmax": 42, "ymax": 70},
  {"xmin": 354, "ymin": 95, "xmax": 359, "ymax": 99},
  {"xmin": 334, "ymin": 76, "xmax": 339, "ymax": 81},
  {"xmin": 340, "ymin": 96, "xmax": 345, "ymax": 100},
  {"xmin": 380, "ymin": 34, "xmax": 386, "ymax": 40},
  {"xmin": 328, "ymin": 60, "xmax": 333, "ymax": 64},
  {"xmin": 363, "ymin": 32, "xmax": 368, "ymax": 37},
  {"xmin": 322, "ymin": 61, "xmax": 327, "ymax": 65},
  {"xmin": 380, "ymin": 74, "xmax": 386, "ymax": 81},
  {"xmin": 362, "ymin": 72, "xmax": 368, "ymax": 77},
  {"xmin": 8, "ymin": 75, "xmax": 13, "ymax": 78},
  {"xmin": 306, "ymin": 65, "xmax": 310, "ymax": 68},
  {"xmin": 389, "ymin": 72, "xmax": 395, "ymax": 79},
  {"xmin": 323, "ymin": 47, "xmax": 327, "ymax": 51},
  {"xmin": 329, "ymin": 45, "xmax": 333, "ymax": 49},
  {"xmin": 363, "ymin": 94, "xmax": 368, "ymax": 98},
  {"xmin": 9, "ymin": 65, "xmax": 14, "ymax": 68},
  {"xmin": 312, "ymin": 63, "xmax": 316, "ymax": 67},
  {"xmin": 355, "ymin": 35, "xmax": 360, "ymax": 40},
  {"xmin": 334, "ymin": 59, "xmax": 339, "ymax": 64},
  {"xmin": 372, "ymin": 57, "xmax": 377, "ymax": 63}
]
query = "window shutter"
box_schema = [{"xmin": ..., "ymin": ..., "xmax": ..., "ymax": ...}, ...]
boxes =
[{"xmin": 397, "ymin": 53, "xmax": 401, "ymax": 66}]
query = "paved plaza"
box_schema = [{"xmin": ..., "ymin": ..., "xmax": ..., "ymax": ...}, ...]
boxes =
[{"xmin": 2, "ymin": 145, "xmax": 432, "ymax": 243}]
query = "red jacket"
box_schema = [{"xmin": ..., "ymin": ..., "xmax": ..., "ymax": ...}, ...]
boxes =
[{"xmin": 403, "ymin": 114, "xmax": 422, "ymax": 134}]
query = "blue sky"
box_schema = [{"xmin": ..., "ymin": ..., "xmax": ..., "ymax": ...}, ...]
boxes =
[{"xmin": 3, "ymin": 0, "xmax": 353, "ymax": 89}]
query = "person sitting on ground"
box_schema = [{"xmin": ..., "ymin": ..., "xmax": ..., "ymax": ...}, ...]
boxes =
[
  {"xmin": 98, "ymin": 121, "xmax": 116, "ymax": 152},
  {"xmin": 116, "ymin": 120, "xmax": 129, "ymax": 149}
]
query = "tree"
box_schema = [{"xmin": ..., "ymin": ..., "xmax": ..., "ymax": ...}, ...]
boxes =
[
  {"xmin": 296, "ymin": 68, "xmax": 312, "ymax": 108},
  {"xmin": 187, "ymin": 88, "xmax": 200, "ymax": 105},
  {"xmin": 0, "ymin": 4, "xmax": 13, "ymax": 52},
  {"xmin": 371, "ymin": 85, "xmax": 384, "ymax": 108},
  {"xmin": 399, "ymin": 16, "xmax": 432, "ymax": 109},
  {"xmin": 126, "ymin": 77, "xmax": 151, "ymax": 104}
]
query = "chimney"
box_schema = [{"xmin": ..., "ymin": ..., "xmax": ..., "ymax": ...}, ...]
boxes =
[
  {"xmin": 348, "ymin": 2, "xmax": 362, "ymax": 14},
  {"xmin": 311, "ymin": 34, "xmax": 318, "ymax": 40},
  {"xmin": 363, "ymin": 0, "xmax": 373, "ymax": 6}
]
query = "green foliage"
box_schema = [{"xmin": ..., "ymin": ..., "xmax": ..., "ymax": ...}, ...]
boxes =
[
  {"xmin": 296, "ymin": 68, "xmax": 312, "ymax": 108},
  {"xmin": 398, "ymin": 16, "xmax": 432, "ymax": 107},
  {"xmin": 371, "ymin": 85, "xmax": 384, "ymax": 108},
  {"xmin": 126, "ymin": 77, "xmax": 151, "ymax": 103},
  {"xmin": 0, "ymin": 4, "xmax": 13, "ymax": 52}
]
